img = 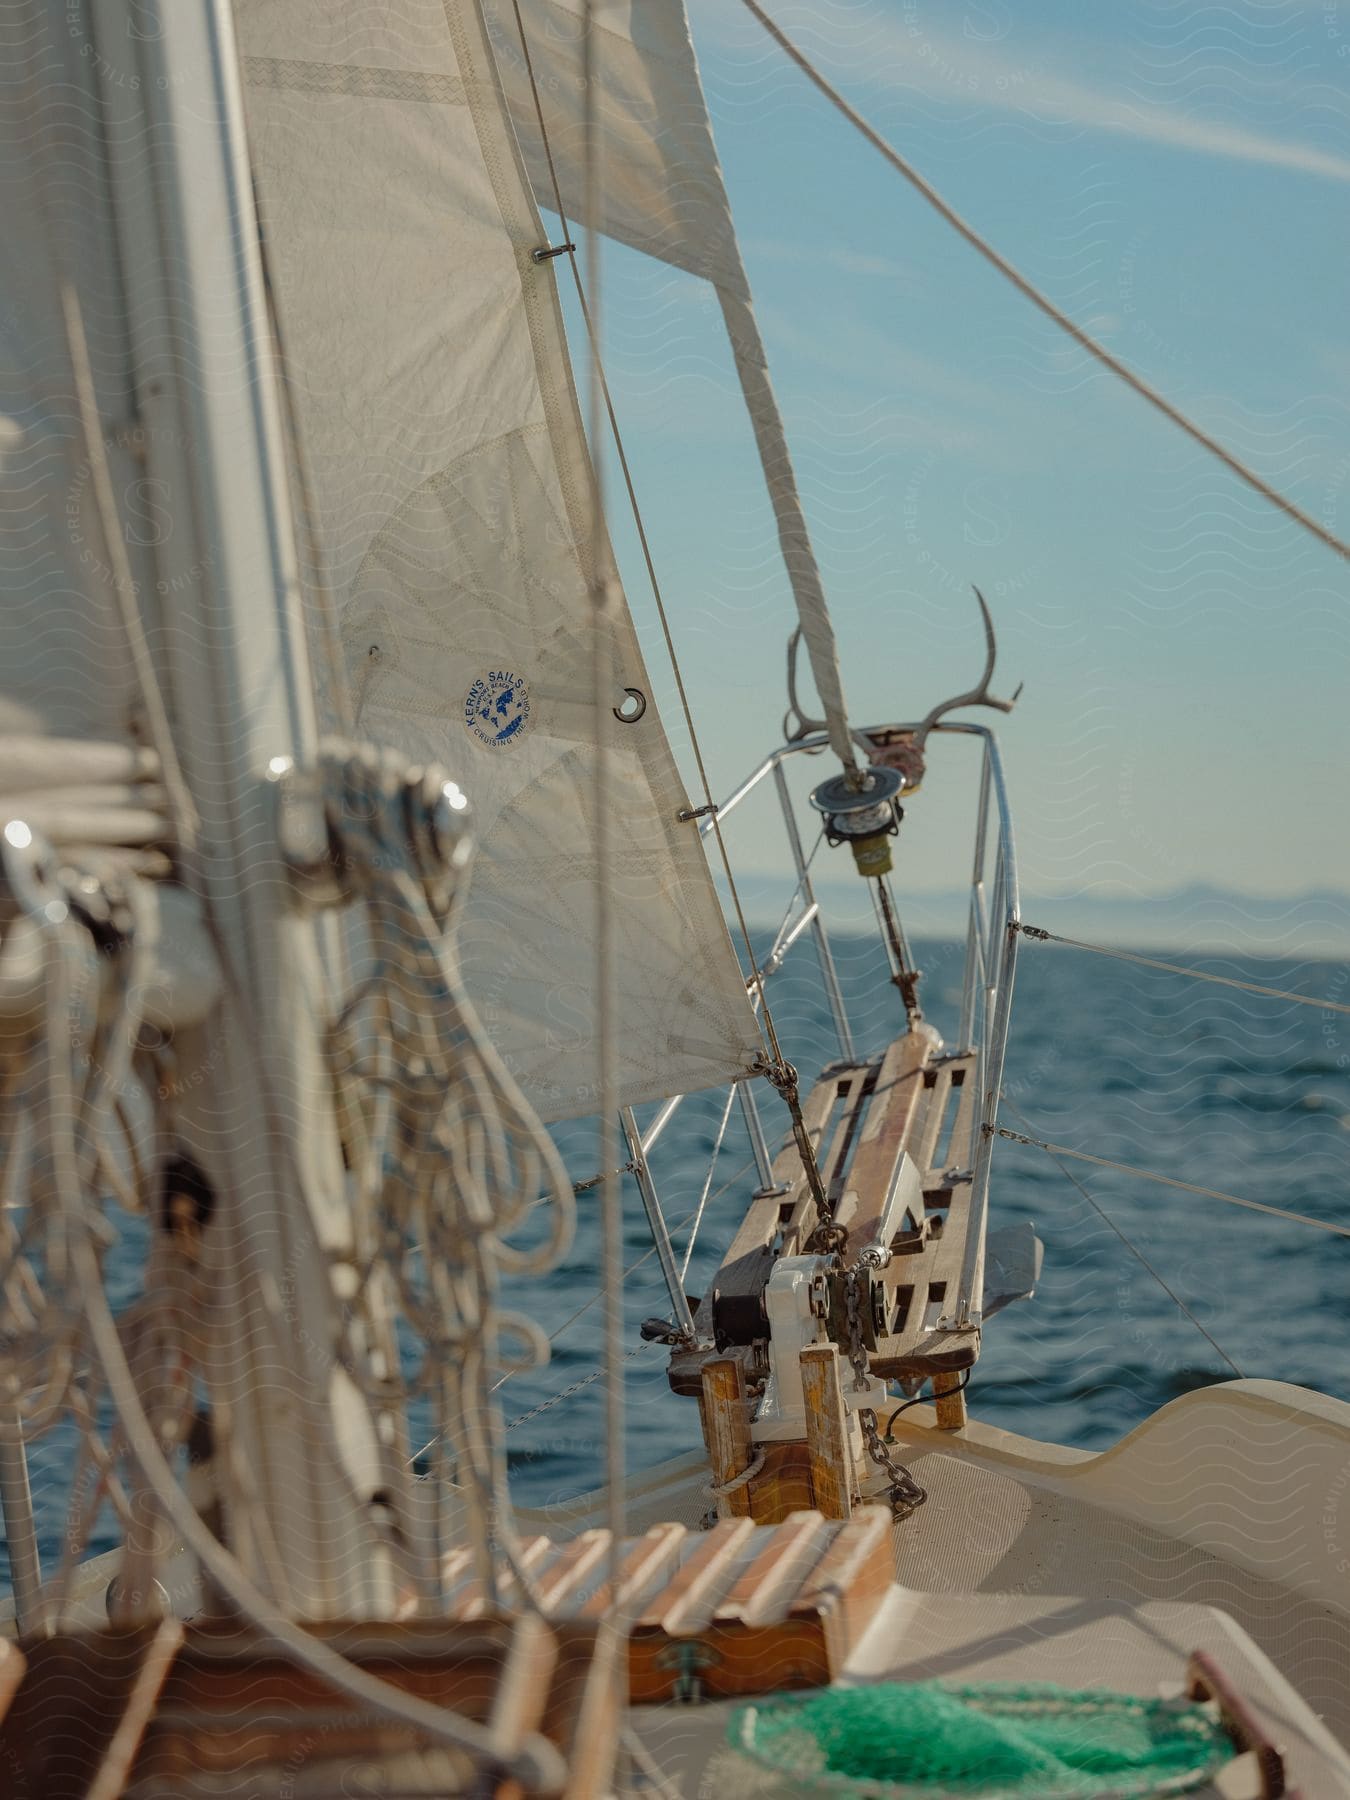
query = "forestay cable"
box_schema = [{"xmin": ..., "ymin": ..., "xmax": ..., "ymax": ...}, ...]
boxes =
[{"xmin": 738, "ymin": 0, "xmax": 1350, "ymax": 567}]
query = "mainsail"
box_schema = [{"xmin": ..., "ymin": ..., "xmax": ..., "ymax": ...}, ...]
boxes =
[
  {"xmin": 480, "ymin": 0, "xmax": 859, "ymax": 771},
  {"xmin": 235, "ymin": 0, "xmax": 761, "ymax": 1122}
]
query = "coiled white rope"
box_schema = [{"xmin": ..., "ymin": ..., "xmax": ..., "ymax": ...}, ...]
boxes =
[
  {"xmin": 321, "ymin": 751, "xmax": 576, "ymax": 1611},
  {"xmin": 15, "ymin": 866, "xmax": 565, "ymax": 1790},
  {"xmin": 703, "ymin": 1446, "xmax": 767, "ymax": 1500}
]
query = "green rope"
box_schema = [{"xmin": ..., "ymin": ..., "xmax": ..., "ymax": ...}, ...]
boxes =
[{"xmin": 729, "ymin": 1681, "xmax": 1232, "ymax": 1798}]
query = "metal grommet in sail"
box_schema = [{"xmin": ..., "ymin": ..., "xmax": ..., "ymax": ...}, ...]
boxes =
[{"xmin": 613, "ymin": 687, "xmax": 646, "ymax": 723}]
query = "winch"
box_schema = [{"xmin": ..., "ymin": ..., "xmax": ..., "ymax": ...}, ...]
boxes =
[{"xmin": 808, "ymin": 764, "xmax": 905, "ymax": 878}]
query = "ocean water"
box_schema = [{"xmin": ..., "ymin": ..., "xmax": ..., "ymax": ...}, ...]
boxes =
[{"xmin": 4, "ymin": 931, "xmax": 1348, "ymax": 1586}]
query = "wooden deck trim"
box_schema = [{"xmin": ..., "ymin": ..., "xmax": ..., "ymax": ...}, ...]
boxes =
[
  {"xmin": 801, "ymin": 1344, "xmax": 855, "ymax": 1519},
  {"xmin": 701, "ymin": 1356, "xmax": 755, "ymax": 1519}
]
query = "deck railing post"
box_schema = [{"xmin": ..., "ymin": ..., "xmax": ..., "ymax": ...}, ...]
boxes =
[
  {"xmin": 772, "ymin": 759, "xmax": 854, "ymax": 1061},
  {"xmin": 738, "ymin": 1081, "xmax": 788, "ymax": 1197},
  {"xmin": 620, "ymin": 1109, "xmax": 697, "ymax": 1340}
]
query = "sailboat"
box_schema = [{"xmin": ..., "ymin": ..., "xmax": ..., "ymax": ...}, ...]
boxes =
[{"xmin": 1, "ymin": 0, "xmax": 1348, "ymax": 1795}]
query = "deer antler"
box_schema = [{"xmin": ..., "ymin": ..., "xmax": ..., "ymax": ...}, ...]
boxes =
[
  {"xmin": 782, "ymin": 627, "xmax": 825, "ymax": 744},
  {"xmin": 912, "ymin": 587, "xmax": 1022, "ymax": 753}
]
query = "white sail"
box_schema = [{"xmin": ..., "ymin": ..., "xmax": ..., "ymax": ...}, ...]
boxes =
[
  {"xmin": 481, "ymin": 0, "xmax": 858, "ymax": 769},
  {"xmin": 234, "ymin": 0, "xmax": 761, "ymax": 1122}
]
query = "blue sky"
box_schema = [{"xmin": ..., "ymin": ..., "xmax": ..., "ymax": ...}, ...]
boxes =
[{"xmin": 568, "ymin": 0, "xmax": 1349, "ymax": 911}]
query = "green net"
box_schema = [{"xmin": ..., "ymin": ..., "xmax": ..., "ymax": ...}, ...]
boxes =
[{"xmin": 727, "ymin": 1681, "xmax": 1233, "ymax": 1799}]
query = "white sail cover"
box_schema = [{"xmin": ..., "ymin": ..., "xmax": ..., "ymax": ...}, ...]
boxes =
[
  {"xmin": 481, "ymin": 0, "xmax": 858, "ymax": 769},
  {"xmin": 235, "ymin": 0, "xmax": 761, "ymax": 1121}
]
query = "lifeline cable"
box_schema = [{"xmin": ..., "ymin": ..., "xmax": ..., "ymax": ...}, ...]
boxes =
[
  {"xmin": 994, "ymin": 1124, "xmax": 1350, "ymax": 1238},
  {"xmin": 1001, "ymin": 1100, "xmax": 1244, "ymax": 1378},
  {"xmin": 1016, "ymin": 923, "xmax": 1350, "ymax": 1016}
]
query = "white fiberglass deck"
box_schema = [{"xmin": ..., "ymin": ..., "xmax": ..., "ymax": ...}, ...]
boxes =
[{"xmin": 533, "ymin": 1380, "xmax": 1350, "ymax": 1796}]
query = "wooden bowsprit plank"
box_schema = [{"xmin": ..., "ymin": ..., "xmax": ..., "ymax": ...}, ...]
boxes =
[
  {"xmin": 919, "ymin": 1054, "xmax": 977, "ymax": 1189},
  {"xmin": 833, "ymin": 1031, "xmax": 937, "ymax": 1252},
  {"xmin": 870, "ymin": 1186, "xmax": 981, "ymax": 1382},
  {"xmin": 668, "ymin": 1026, "xmax": 985, "ymax": 1473},
  {"xmin": 857, "ymin": 1047, "xmax": 984, "ymax": 1388}
]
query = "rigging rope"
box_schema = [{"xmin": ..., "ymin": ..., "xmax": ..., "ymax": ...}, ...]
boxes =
[
  {"xmin": 1001, "ymin": 1101, "xmax": 1244, "ymax": 1378},
  {"xmin": 737, "ymin": 0, "xmax": 1350, "ymax": 568},
  {"xmin": 251, "ymin": 182, "xmax": 356, "ymax": 736},
  {"xmin": 679, "ymin": 1086, "xmax": 737, "ymax": 1284},
  {"xmin": 13, "ymin": 852, "xmax": 564, "ymax": 1788},
  {"xmin": 993, "ymin": 1124, "xmax": 1350, "ymax": 1238},
  {"xmin": 58, "ymin": 284, "xmax": 201, "ymax": 851},
  {"xmin": 506, "ymin": 0, "xmax": 835, "ymax": 1224},
  {"xmin": 1015, "ymin": 923, "xmax": 1350, "ymax": 1015},
  {"xmin": 410, "ymin": 1157, "xmax": 755, "ymax": 1466},
  {"xmin": 576, "ymin": 0, "xmax": 627, "ymax": 1617}
]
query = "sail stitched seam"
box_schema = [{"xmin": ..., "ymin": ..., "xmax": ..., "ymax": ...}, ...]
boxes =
[{"xmin": 243, "ymin": 56, "xmax": 467, "ymax": 106}]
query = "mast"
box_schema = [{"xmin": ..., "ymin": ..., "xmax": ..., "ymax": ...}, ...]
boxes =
[{"xmin": 81, "ymin": 0, "xmax": 391, "ymax": 1616}]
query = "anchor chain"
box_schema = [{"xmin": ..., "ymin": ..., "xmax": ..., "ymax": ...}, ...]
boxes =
[
  {"xmin": 843, "ymin": 1270, "xmax": 927, "ymax": 1521},
  {"xmin": 754, "ymin": 1052, "xmax": 837, "ymax": 1245}
]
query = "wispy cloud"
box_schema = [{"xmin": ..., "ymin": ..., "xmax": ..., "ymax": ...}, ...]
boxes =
[
  {"xmin": 743, "ymin": 237, "xmax": 925, "ymax": 289},
  {"xmin": 934, "ymin": 42, "xmax": 1350, "ymax": 185},
  {"xmin": 697, "ymin": 1, "xmax": 1350, "ymax": 185}
]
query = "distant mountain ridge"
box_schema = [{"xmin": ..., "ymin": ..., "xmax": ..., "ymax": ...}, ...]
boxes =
[{"xmin": 728, "ymin": 876, "xmax": 1350, "ymax": 959}]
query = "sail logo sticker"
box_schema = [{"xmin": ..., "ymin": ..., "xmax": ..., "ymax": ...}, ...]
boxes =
[{"xmin": 464, "ymin": 671, "xmax": 532, "ymax": 748}]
